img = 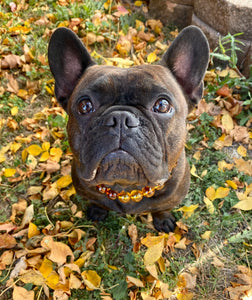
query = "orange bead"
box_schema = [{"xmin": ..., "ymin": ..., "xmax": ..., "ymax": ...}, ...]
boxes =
[
  {"xmin": 118, "ymin": 191, "xmax": 130, "ymax": 203},
  {"xmin": 142, "ymin": 186, "xmax": 155, "ymax": 198},
  {"xmin": 97, "ymin": 184, "xmax": 106, "ymax": 194},
  {"xmin": 106, "ymin": 189, "xmax": 117, "ymax": 200},
  {"xmin": 130, "ymin": 190, "xmax": 143, "ymax": 202},
  {"xmin": 155, "ymin": 184, "xmax": 165, "ymax": 191}
]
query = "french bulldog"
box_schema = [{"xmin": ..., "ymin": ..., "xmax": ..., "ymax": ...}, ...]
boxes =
[{"xmin": 48, "ymin": 25, "xmax": 209, "ymax": 233}]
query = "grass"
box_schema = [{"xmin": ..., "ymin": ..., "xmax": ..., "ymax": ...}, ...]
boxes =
[{"xmin": 0, "ymin": 0, "xmax": 251, "ymax": 299}]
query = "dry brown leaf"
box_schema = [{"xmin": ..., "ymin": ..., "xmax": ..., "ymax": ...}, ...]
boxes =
[
  {"xmin": 13, "ymin": 285, "xmax": 34, "ymax": 300},
  {"xmin": 10, "ymin": 199, "xmax": 27, "ymax": 223},
  {"xmin": 128, "ymin": 224, "xmax": 138, "ymax": 247},
  {"xmin": 41, "ymin": 236, "xmax": 74, "ymax": 265},
  {"xmin": 126, "ymin": 275, "xmax": 144, "ymax": 287},
  {"xmin": 0, "ymin": 233, "xmax": 17, "ymax": 249}
]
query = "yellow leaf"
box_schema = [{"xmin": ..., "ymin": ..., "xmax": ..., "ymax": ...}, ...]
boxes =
[
  {"xmin": 42, "ymin": 142, "xmax": 50, "ymax": 151},
  {"xmin": 206, "ymin": 186, "xmax": 229, "ymax": 201},
  {"xmin": 193, "ymin": 151, "xmax": 201, "ymax": 160},
  {"xmin": 50, "ymin": 147, "xmax": 63, "ymax": 162},
  {"xmin": 10, "ymin": 142, "xmax": 22, "ymax": 153},
  {"xmin": 144, "ymin": 239, "xmax": 164, "ymax": 266},
  {"xmin": 226, "ymin": 180, "xmax": 238, "ymax": 190},
  {"xmin": 201, "ymin": 230, "xmax": 212, "ymax": 240},
  {"xmin": 205, "ymin": 186, "xmax": 216, "ymax": 201},
  {"xmin": 222, "ymin": 113, "xmax": 233, "ymax": 133},
  {"xmin": 82, "ymin": 270, "xmax": 101, "ymax": 290},
  {"xmin": 39, "ymin": 151, "xmax": 50, "ymax": 162},
  {"xmin": 17, "ymin": 89, "xmax": 28, "ymax": 99},
  {"xmin": 215, "ymin": 187, "xmax": 229, "ymax": 199},
  {"xmin": 56, "ymin": 174, "xmax": 72, "ymax": 189},
  {"xmin": 190, "ymin": 165, "xmax": 202, "ymax": 180},
  {"xmin": 218, "ymin": 160, "xmax": 233, "ymax": 171},
  {"xmin": 232, "ymin": 198, "xmax": 252, "ymax": 211},
  {"xmin": 28, "ymin": 222, "xmax": 40, "ymax": 239},
  {"xmin": 237, "ymin": 145, "xmax": 247, "ymax": 157},
  {"xmin": 141, "ymin": 234, "xmax": 166, "ymax": 248},
  {"xmin": 203, "ymin": 197, "xmax": 215, "ymax": 214},
  {"xmin": 11, "ymin": 106, "xmax": 18, "ymax": 116},
  {"xmin": 176, "ymin": 204, "xmax": 199, "ymax": 218},
  {"xmin": 3, "ymin": 168, "xmax": 16, "ymax": 177},
  {"xmin": 147, "ymin": 51, "xmax": 158, "ymax": 63},
  {"xmin": 26, "ymin": 144, "xmax": 43, "ymax": 156},
  {"xmin": 22, "ymin": 149, "xmax": 28, "ymax": 162},
  {"xmin": 176, "ymin": 292, "xmax": 194, "ymax": 300},
  {"xmin": 134, "ymin": 1, "xmax": 143, "ymax": 6},
  {"xmin": 39, "ymin": 257, "xmax": 54, "ymax": 279},
  {"xmin": 20, "ymin": 269, "xmax": 45, "ymax": 286}
]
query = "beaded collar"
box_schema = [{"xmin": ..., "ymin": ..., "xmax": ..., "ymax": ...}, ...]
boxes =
[{"xmin": 96, "ymin": 184, "xmax": 164, "ymax": 203}]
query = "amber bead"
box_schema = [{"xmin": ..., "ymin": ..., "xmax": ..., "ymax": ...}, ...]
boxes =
[
  {"xmin": 130, "ymin": 190, "xmax": 143, "ymax": 202},
  {"xmin": 106, "ymin": 189, "xmax": 117, "ymax": 200},
  {"xmin": 142, "ymin": 186, "xmax": 155, "ymax": 198},
  {"xmin": 97, "ymin": 184, "xmax": 106, "ymax": 194},
  {"xmin": 118, "ymin": 192, "xmax": 130, "ymax": 203},
  {"xmin": 155, "ymin": 184, "xmax": 165, "ymax": 191}
]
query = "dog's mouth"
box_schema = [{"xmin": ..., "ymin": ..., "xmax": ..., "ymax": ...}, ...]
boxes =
[{"xmin": 79, "ymin": 149, "xmax": 168, "ymax": 187}]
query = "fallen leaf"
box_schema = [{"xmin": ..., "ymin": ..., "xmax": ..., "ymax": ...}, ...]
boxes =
[
  {"xmin": 176, "ymin": 204, "xmax": 199, "ymax": 218},
  {"xmin": 206, "ymin": 186, "xmax": 229, "ymax": 201},
  {"xmin": 56, "ymin": 174, "xmax": 72, "ymax": 188},
  {"xmin": 201, "ymin": 230, "xmax": 212, "ymax": 240},
  {"xmin": 144, "ymin": 238, "xmax": 164, "ymax": 266},
  {"xmin": 0, "ymin": 233, "xmax": 17, "ymax": 249},
  {"xmin": 82, "ymin": 270, "xmax": 101, "ymax": 290},
  {"xmin": 3, "ymin": 168, "xmax": 16, "ymax": 177},
  {"xmin": 237, "ymin": 145, "xmax": 247, "ymax": 157},
  {"xmin": 13, "ymin": 285, "xmax": 34, "ymax": 300},
  {"xmin": 222, "ymin": 113, "xmax": 234, "ymax": 133},
  {"xmin": 26, "ymin": 144, "xmax": 43, "ymax": 156},
  {"xmin": 232, "ymin": 198, "xmax": 252, "ymax": 211},
  {"xmin": 211, "ymin": 256, "xmax": 225, "ymax": 268},
  {"xmin": 41, "ymin": 236, "xmax": 74, "ymax": 265},
  {"xmin": 126, "ymin": 275, "xmax": 144, "ymax": 287},
  {"xmin": 235, "ymin": 158, "xmax": 252, "ymax": 176},
  {"xmin": 190, "ymin": 165, "xmax": 202, "ymax": 180},
  {"xmin": 28, "ymin": 222, "xmax": 40, "ymax": 239}
]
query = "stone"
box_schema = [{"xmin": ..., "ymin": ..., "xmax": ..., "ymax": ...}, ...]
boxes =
[
  {"xmin": 194, "ymin": 0, "xmax": 252, "ymax": 40},
  {"xmin": 149, "ymin": 0, "xmax": 193, "ymax": 28}
]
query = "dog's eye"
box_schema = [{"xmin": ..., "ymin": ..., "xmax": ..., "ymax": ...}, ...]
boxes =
[
  {"xmin": 78, "ymin": 99, "xmax": 94, "ymax": 114},
  {"xmin": 153, "ymin": 99, "xmax": 173, "ymax": 113}
]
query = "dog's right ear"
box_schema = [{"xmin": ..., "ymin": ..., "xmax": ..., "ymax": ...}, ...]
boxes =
[{"xmin": 48, "ymin": 27, "xmax": 96, "ymax": 111}]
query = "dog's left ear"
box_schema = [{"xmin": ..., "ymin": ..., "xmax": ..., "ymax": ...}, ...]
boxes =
[
  {"xmin": 160, "ymin": 26, "xmax": 209, "ymax": 110},
  {"xmin": 48, "ymin": 27, "xmax": 96, "ymax": 111}
]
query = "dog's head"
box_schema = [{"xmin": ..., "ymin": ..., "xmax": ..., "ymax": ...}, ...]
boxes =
[{"xmin": 48, "ymin": 26, "xmax": 209, "ymax": 198}]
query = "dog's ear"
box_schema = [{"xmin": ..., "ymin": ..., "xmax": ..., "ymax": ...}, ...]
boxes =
[
  {"xmin": 48, "ymin": 27, "xmax": 95, "ymax": 111},
  {"xmin": 160, "ymin": 26, "xmax": 209, "ymax": 110}
]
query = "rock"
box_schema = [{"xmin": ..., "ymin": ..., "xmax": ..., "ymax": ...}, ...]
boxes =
[
  {"xmin": 149, "ymin": 0, "xmax": 193, "ymax": 28},
  {"xmin": 194, "ymin": 0, "xmax": 252, "ymax": 41}
]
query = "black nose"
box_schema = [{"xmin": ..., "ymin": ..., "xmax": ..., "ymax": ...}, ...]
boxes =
[{"xmin": 105, "ymin": 111, "xmax": 140, "ymax": 129}]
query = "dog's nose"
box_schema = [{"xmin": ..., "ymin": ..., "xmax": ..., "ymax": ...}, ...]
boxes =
[{"xmin": 105, "ymin": 111, "xmax": 140, "ymax": 129}]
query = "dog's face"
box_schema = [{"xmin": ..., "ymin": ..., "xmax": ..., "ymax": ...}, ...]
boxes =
[
  {"xmin": 48, "ymin": 26, "xmax": 209, "ymax": 216},
  {"xmin": 67, "ymin": 64, "xmax": 187, "ymax": 189}
]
